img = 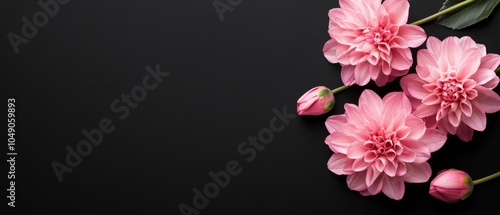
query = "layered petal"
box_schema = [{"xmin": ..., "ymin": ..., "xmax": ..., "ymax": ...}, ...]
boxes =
[
  {"xmin": 323, "ymin": 39, "xmax": 340, "ymax": 64},
  {"xmin": 325, "ymin": 132, "xmax": 356, "ymax": 154},
  {"xmin": 382, "ymin": 0, "xmax": 409, "ymax": 25},
  {"xmin": 418, "ymin": 129, "xmax": 447, "ymax": 152},
  {"xmin": 328, "ymin": 153, "xmax": 353, "ymax": 175},
  {"xmin": 403, "ymin": 163, "xmax": 432, "ymax": 183},
  {"xmin": 359, "ymin": 89, "xmax": 384, "ymax": 117},
  {"xmin": 325, "ymin": 115, "xmax": 348, "ymax": 133},
  {"xmin": 382, "ymin": 176, "xmax": 405, "ymax": 200},
  {"xmin": 383, "ymin": 92, "xmax": 412, "ymax": 115},
  {"xmin": 391, "ymin": 48, "xmax": 413, "ymax": 71},
  {"xmin": 398, "ymin": 25, "xmax": 426, "ymax": 47},
  {"xmin": 472, "ymin": 86, "xmax": 500, "ymax": 113}
]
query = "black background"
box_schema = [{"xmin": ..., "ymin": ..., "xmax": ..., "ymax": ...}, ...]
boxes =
[{"xmin": 2, "ymin": 0, "xmax": 499, "ymax": 214}]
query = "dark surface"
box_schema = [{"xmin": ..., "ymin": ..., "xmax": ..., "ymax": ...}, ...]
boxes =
[{"xmin": 2, "ymin": 0, "xmax": 499, "ymax": 214}]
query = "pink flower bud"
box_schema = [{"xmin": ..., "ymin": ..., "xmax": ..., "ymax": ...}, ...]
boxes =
[
  {"xmin": 429, "ymin": 169, "xmax": 474, "ymax": 203},
  {"xmin": 297, "ymin": 86, "xmax": 335, "ymax": 116}
]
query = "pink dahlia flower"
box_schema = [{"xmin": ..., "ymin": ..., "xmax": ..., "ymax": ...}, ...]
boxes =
[
  {"xmin": 401, "ymin": 36, "xmax": 500, "ymax": 142},
  {"xmin": 325, "ymin": 89, "xmax": 447, "ymax": 200},
  {"xmin": 323, "ymin": 0, "xmax": 426, "ymax": 87}
]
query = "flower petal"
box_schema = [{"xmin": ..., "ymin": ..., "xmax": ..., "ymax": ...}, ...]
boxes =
[
  {"xmin": 401, "ymin": 139, "xmax": 430, "ymax": 163},
  {"xmin": 347, "ymin": 171, "xmax": 368, "ymax": 191},
  {"xmin": 325, "ymin": 132, "xmax": 356, "ymax": 154},
  {"xmin": 391, "ymin": 36, "xmax": 409, "ymax": 49},
  {"xmin": 383, "ymin": 160, "xmax": 398, "ymax": 177},
  {"xmin": 359, "ymin": 89, "xmax": 384, "ymax": 117},
  {"xmin": 447, "ymin": 108, "xmax": 461, "ymax": 128},
  {"xmin": 327, "ymin": 153, "xmax": 353, "ymax": 175},
  {"xmin": 457, "ymin": 50, "xmax": 481, "ymax": 81},
  {"xmin": 391, "ymin": 48, "xmax": 413, "ymax": 70},
  {"xmin": 438, "ymin": 115, "xmax": 458, "ymax": 134},
  {"xmin": 397, "ymin": 25, "xmax": 426, "ymax": 47},
  {"xmin": 419, "ymin": 128, "xmax": 447, "ymax": 152},
  {"xmin": 328, "ymin": 8, "xmax": 345, "ymax": 28},
  {"xmin": 441, "ymin": 36, "xmax": 461, "ymax": 67},
  {"xmin": 353, "ymin": 157, "xmax": 370, "ymax": 171},
  {"xmin": 382, "ymin": 176, "xmax": 405, "ymax": 200},
  {"xmin": 400, "ymin": 74, "xmax": 418, "ymax": 95},
  {"xmin": 375, "ymin": 72, "xmax": 389, "ymax": 86},
  {"xmin": 483, "ymin": 76, "xmax": 500, "ymax": 89},
  {"xmin": 339, "ymin": 0, "xmax": 361, "ymax": 12},
  {"xmin": 381, "ymin": 60, "xmax": 392, "ymax": 75},
  {"xmin": 393, "ymin": 112, "xmax": 409, "ymax": 136},
  {"xmin": 402, "ymin": 162, "xmax": 432, "ymax": 183},
  {"xmin": 456, "ymin": 122, "xmax": 474, "ymax": 142},
  {"xmin": 416, "ymin": 49, "xmax": 439, "ymax": 78},
  {"xmin": 345, "ymin": 103, "xmax": 367, "ymax": 125},
  {"xmin": 405, "ymin": 114, "xmax": 426, "ymax": 139},
  {"xmin": 323, "ymin": 39, "xmax": 339, "ymax": 64},
  {"xmin": 383, "ymin": 92, "xmax": 412, "ymax": 115},
  {"xmin": 462, "ymin": 107, "xmax": 486, "ymax": 131},
  {"xmin": 479, "ymin": 53, "xmax": 500, "ymax": 70},
  {"xmin": 341, "ymin": 65, "xmax": 356, "ymax": 86},
  {"xmin": 426, "ymin": 36, "xmax": 442, "ymax": 55},
  {"xmin": 470, "ymin": 68, "xmax": 496, "ymax": 86},
  {"xmin": 396, "ymin": 162, "xmax": 407, "ymax": 176},
  {"xmin": 397, "ymin": 148, "xmax": 416, "ymax": 163},
  {"xmin": 403, "ymin": 77, "xmax": 429, "ymax": 99},
  {"xmin": 375, "ymin": 157, "xmax": 387, "ymax": 172},
  {"xmin": 382, "ymin": 0, "xmax": 409, "ymax": 25},
  {"xmin": 471, "ymin": 86, "xmax": 500, "ymax": 113},
  {"xmin": 413, "ymin": 105, "xmax": 440, "ymax": 118},
  {"xmin": 422, "ymin": 94, "xmax": 441, "ymax": 105},
  {"xmin": 336, "ymin": 45, "xmax": 355, "ymax": 65},
  {"xmin": 354, "ymin": 62, "xmax": 372, "ymax": 86},
  {"xmin": 366, "ymin": 166, "xmax": 382, "ymax": 187},
  {"xmin": 367, "ymin": 172, "xmax": 384, "ymax": 195},
  {"xmin": 458, "ymin": 36, "xmax": 479, "ymax": 50},
  {"xmin": 461, "ymin": 99, "xmax": 473, "ymax": 117},
  {"xmin": 325, "ymin": 115, "xmax": 348, "ymax": 133},
  {"xmin": 347, "ymin": 142, "xmax": 366, "ymax": 159}
]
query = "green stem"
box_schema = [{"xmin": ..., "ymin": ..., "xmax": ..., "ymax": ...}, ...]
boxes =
[
  {"xmin": 496, "ymin": 67, "xmax": 500, "ymax": 74},
  {"xmin": 473, "ymin": 171, "xmax": 500, "ymax": 185},
  {"xmin": 331, "ymin": 85, "xmax": 350, "ymax": 95},
  {"xmin": 410, "ymin": 0, "xmax": 476, "ymax": 26}
]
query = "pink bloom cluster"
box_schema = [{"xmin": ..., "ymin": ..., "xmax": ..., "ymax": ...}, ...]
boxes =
[
  {"xmin": 323, "ymin": 0, "xmax": 426, "ymax": 86},
  {"xmin": 297, "ymin": 0, "xmax": 500, "ymax": 202},
  {"xmin": 325, "ymin": 90, "xmax": 447, "ymax": 200},
  {"xmin": 401, "ymin": 36, "xmax": 500, "ymax": 141}
]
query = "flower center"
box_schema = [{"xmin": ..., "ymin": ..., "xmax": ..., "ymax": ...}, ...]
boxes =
[
  {"xmin": 363, "ymin": 128, "xmax": 403, "ymax": 160},
  {"xmin": 360, "ymin": 25, "xmax": 396, "ymax": 65},
  {"xmin": 362, "ymin": 27, "xmax": 391, "ymax": 45},
  {"xmin": 434, "ymin": 70, "xmax": 470, "ymax": 109},
  {"xmin": 438, "ymin": 78, "xmax": 464, "ymax": 103},
  {"xmin": 428, "ymin": 69, "xmax": 479, "ymax": 119}
]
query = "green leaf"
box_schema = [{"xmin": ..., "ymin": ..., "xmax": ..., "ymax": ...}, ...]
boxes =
[{"xmin": 436, "ymin": 0, "xmax": 500, "ymax": 30}]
